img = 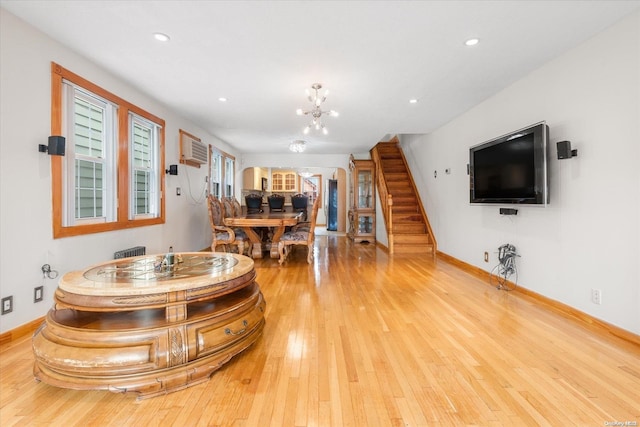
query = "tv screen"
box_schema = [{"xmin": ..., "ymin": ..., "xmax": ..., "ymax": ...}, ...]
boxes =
[{"xmin": 470, "ymin": 122, "xmax": 549, "ymax": 205}]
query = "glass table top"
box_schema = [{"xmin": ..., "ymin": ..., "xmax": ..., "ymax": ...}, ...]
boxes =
[{"xmin": 83, "ymin": 253, "xmax": 239, "ymax": 283}]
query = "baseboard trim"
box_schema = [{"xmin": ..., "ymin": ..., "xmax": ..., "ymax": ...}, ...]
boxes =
[
  {"xmin": 436, "ymin": 250, "xmax": 640, "ymax": 347},
  {"xmin": 375, "ymin": 240, "xmax": 389, "ymax": 253},
  {"xmin": 0, "ymin": 316, "xmax": 44, "ymax": 347}
]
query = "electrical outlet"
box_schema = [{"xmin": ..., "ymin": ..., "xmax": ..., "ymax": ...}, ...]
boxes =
[
  {"xmin": 484, "ymin": 251, "xmax": 489, "ymax": 263},
  {"xmin": 591, "ymin": 288, "xmax": 602, "ymax": 305},
  {"xmin": 1, "ymin": 296, "xmax": 13, "ymax": 315},
  {"xmin": 34, "ymin": 286, "xmax": 44, "ymax": 303}
]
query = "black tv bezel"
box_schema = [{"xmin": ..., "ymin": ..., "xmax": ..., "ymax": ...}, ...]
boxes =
[{"xmin": 469, "ymin": 122, "xmax": 549, "ymax": 206}]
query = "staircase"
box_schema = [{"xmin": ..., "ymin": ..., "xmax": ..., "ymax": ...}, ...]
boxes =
[{"xmin": 371, "ymin": 139, "xmax": 437, "ymax": 256}]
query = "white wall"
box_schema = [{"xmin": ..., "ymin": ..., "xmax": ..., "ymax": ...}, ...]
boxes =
[
  {"xmin": 0, "ymin": 9, "xmax": 237, "ymax": 332},
  {"xmin": 402, "ymin": 12, "xmax": 640, "ymax": 334}
]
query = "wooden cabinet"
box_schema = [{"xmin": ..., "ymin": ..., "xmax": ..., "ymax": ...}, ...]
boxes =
[
  {"xmin": 32, "ymin": 253, "xmax": 265, "ymax": 400},
  {"xmin": 348, "ymin": 156, "xmax": 375, "ymax": 243},
  {"xmin": 271, "ymin": 170, "xmax": 297, "ymax": 192}
]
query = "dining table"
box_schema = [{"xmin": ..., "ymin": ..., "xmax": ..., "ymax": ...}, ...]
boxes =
[{"xmin": 224, "ymin": 211, "xmax": 303, "ymax": 259}]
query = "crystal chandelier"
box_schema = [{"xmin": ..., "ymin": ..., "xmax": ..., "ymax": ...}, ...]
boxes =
[
  {"xmin": 298, "ymin": 169, "xmax": 313, "ymax": 178},
  {"xmin": 296, "ymin": 83, "xmax": 339, "ymax": 135},
  {"xmin": 289, "ymin": 140, "xmax": 306, "ymax": 153}
]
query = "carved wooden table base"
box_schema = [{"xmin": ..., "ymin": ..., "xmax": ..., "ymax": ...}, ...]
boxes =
[{"xmin": 32, "ymin": 253, "xmax": 265, "ymax": 399}]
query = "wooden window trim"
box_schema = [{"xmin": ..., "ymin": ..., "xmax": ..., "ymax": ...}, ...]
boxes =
[
  {"xmin": 51, "ymin": 62, "xmax": 166, "ymax": 238},
  {"xmin": 205, "ymin": 137, "xmax": 235, "ymax": 196}
]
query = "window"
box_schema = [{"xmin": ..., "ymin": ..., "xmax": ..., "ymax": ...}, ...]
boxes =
[
  {"xmin": 129, "ymin": 114, "xmax": 161, "ymax": 219},
  {"xmin": 63, "ymin": 85, "xmax": 117, "ymax": 225},
  {"xmin": 208, "ymin": 146, "xmax": 235, "ymax": 199},
  {"xmin": 51, "ymin": 62, "xmax": 165, "ymax": 238},
  {"xmin": 224, "ymin": 157, "xmax": 235, "ymax": 197},
  {"xmin": 210, "ymin": 151, "xmax": 222, "ymax": 198}
]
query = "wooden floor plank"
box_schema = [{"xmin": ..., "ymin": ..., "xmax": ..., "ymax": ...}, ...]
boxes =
[{"xmin": 1, "ymin": 234, "xmax": 639, "ymax": 426}]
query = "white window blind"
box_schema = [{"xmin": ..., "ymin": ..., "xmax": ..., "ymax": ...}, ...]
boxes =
[
  {"xmin": 210, "ymin": 152, "xmax": 222, "ymax": 198},
  {"xmin": 129, "ymin": 113, "xmax": 161, "ymax": 219},
  {"xmin": 63, "ymin": 82, "xmax": 117, "ymax": 226}
]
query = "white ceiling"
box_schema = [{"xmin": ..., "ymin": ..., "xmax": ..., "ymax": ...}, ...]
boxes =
[{"xmin": 2, "ymin": 1, "xmax": 639, "ymax": 155}]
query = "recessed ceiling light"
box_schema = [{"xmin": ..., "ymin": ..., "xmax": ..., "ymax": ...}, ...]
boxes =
[
  {"xmin": 218, "ymin": 97, "xmax": 227, "ymax": 102},
  {"xmin": 465, "ymin": 38, "xmax": 479, "ymax": 46},
  {"xmin": 153, "ymin": 33, "xmax": 170, "ymax": 42},
  {"xmin": 409, "ymin": 99, "xmax": 418, "ymax": 104}
]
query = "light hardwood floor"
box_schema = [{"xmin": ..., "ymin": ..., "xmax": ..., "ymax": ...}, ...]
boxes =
[{"xmin": 1, "ymin": 234, "xmax": 639, "ymax": 426}]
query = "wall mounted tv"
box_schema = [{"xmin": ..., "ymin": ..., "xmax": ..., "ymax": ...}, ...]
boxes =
[{"xmin": 469, "ymin": 122, "xmax": 549, "ymax": 205}]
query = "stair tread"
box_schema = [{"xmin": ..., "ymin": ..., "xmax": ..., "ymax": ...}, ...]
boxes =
[{"xmin": 373, "ymin": 141, "xmax": 437, "ymax": 255}]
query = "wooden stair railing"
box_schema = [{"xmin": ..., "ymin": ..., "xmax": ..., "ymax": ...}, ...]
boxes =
[
  {"xmin": 371, "ymin": 147, "xmax": 394, "ymax": 253},
  {"xmin": 371, "ymin": 138, "xmax": 437, "ymax": 257}
]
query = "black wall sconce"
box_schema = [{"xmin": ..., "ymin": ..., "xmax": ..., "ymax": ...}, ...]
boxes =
[
  {"xmin": 38, "ymin": 136, "xmax": 66, "ymax": 156},
  {"xmin": 557, "ymin": 140, "xmax": 578, "ymax": 159},
  {"xmin": 165, "ymin": 164, "xmax": 178, "ymax": 175}
]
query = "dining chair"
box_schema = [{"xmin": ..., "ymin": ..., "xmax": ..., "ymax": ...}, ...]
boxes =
[
  {"xmin": 267, "ymin": 194, "xmax": 286, "ymax": 212},
  {"xmin": 232, "ymin": 198, "xmax": 243, "ymax": 216},
  {"xmin": 222, "ymin": 197, "xmax": 235, "ymax": 219},
  {"xmin": 278, "ymin": 198, "xmax": 319, "ymax": 265},
  {"xmin": 222, "ymin": 197, "xmax": 250, "ymax": 255},
  {"xmin": 245, "ymin": 193, "xmax": 263, "ymax": 214},
  {"xmin": 291, "ymin": 193, "xmax": 309, "ymax": 221},
  {"xmin": 208, "ymin": 195, "xmax": 247, "ymax": 255}
]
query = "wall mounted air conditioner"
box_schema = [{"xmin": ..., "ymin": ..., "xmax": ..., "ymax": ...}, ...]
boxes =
[{"xmin": 181, "ymin": 135, "xmax": 208, "ymax": 164}]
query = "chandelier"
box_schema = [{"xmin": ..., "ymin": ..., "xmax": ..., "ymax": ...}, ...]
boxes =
[
  {"xmin": 296, "ymin": 83, "xmax": 339, "ymax": 135},
  {"xmin": 298, "ymin": 169, "xmax": 313, "ymax": 178},
  {"xmin": 289, "ymin": 140, "xmax": 306, "ymax": 153}
]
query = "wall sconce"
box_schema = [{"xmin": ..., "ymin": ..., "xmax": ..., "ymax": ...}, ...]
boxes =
[
  {"xmin": 165, "ymin": 164, "xmax": 178, "ymax": 175},
  {"xmin": 557, "ymin": 141, "xmax": 578, "ymax": 159},
  {"xmin": 38, "ymin": 136, "xmax": 66, "ymax": 156}
]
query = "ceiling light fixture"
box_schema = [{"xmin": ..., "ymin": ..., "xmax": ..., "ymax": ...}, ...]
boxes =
[
  {"xmin": 465, "ymin": 38, "xmax": 479, "ymax": 46},
  {"xmin": 153, "ymin": 32, "xmax": 170, "ymax": 42},
  {"xmin": 218, "ymin": 97, "xmax": 227, "ymax": 102},
  {"xmin": 289, "ymin": 140, "xmax": 306, "ymax": 153},
  {"xmin": 409, "ymin": 98, "xmax": 418, "ymax": 104},
  {"xmin": 298, "ymin": 169, "xmax": 313, "ymax": 178},
  {"xmin": 296, "ymin": 83, "xmax": 338, "ymax": 135}
]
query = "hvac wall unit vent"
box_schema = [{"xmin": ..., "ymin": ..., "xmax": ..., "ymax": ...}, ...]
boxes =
[{"xmin": 181, "ymin": 135, "xmax": 208, "ymax": 164}]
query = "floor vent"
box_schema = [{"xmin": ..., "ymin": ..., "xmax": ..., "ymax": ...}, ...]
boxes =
[{"xmin": 114, "ymin": 246, "xmax": 146, "ymax": 259}]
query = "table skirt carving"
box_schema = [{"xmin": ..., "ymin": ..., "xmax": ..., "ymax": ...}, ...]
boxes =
[{"xmin": 32, "ymin": 252, "xmax": 266, "ymax": 399}]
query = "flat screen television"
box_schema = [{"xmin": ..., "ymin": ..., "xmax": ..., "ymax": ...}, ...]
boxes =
[{"xmin": 469, "ymin": 122, "xmax": 549, "ymax": 205}]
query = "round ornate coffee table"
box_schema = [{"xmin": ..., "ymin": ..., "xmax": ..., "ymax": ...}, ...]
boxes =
[{"xmin": 32, "ymin": 252, "xmax": 265, "ymax": 399}]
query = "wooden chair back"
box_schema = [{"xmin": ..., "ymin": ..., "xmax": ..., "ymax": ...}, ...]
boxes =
[
  {"xmin": 278, "ymin": 197, "xmax": 319, "ymax": 264},
  {"xmin": 208, "ymin": 195, "xmax": 225, "ymax": 227},
  {"xmin": 222, "ymin": 197, "xmax": 235, "ymax": 218},
  {"xmin": 267, "ymin": 194, "xmax": 286, "ymax": 212},
  {"xmin": 245, "ymin": 194, "xmax": 263, "ymax": 214},
  {"xmin": 291, "ymin": 193, "xmax": 309, "ymax": 220},
  {"xmin": 232, "ymin": 198, "xmax": 243, "ymax": 216},
  {"xmin": 208, "ymin": 195, "xmax": 246, "ymax": 255}
]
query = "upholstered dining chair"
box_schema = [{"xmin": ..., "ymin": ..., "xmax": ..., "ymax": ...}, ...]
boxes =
[
  {"xmin": 221, "ymin": 197, "xmax": 250, "ymax": 255},
  {"xmin": 278, "ymin": 198, "xmax": 319, "ymax": 265},
  {"xmin": 267, "ymin": 194, "xmax": 286, "ymax": 212},
  {"xmin": 291, "ymin": 193, "xmax": 309, "ymax": 221},
  {"xmin": 232, "ymin": 198, "xmax": 243, "ymax": 216},
  {"xmin": 245, "ymin": 193, "xmax": 263, "ymax": 214},
  {"xmin": 222, "ymin": 197, "xmax": 235, "ymax": 219},
  {"xmin": 208, "ymin": 195, "xmax": 247, "ymax": 255}
]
